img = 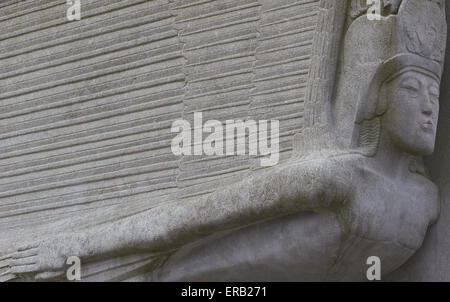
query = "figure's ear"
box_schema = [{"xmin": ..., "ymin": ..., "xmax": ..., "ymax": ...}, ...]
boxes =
[{"xmin": 376, "ymin": 82, "xmax": 390, "ymax": 116}]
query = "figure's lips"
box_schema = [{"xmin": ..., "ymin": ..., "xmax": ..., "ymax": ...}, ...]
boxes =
[{"xmin": 421, "ymin": 121, "xmax": 434, "ymax": 131}]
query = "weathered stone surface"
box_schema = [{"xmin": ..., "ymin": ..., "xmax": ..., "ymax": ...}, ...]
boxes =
[{"xmin": 0, "ymin": 0, "xmax": 448, "ymax": 282}]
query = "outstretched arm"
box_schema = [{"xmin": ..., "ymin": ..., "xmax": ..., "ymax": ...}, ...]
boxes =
[
  {"xmin": 4, "ymin": 154, "xmax": 354, "ymax": 280},
  {"xmin": 73, "ymin": 154, "xmax": 354, "ymax": 254}
]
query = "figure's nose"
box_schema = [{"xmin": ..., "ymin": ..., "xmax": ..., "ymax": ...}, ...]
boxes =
[{"xmin": 421, "ymin": 93, "xmax": 433, "ymax": 116}]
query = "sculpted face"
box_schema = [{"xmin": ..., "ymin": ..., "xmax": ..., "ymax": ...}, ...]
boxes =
[{"xmin": 382, "ymin": 70, "xmax": 440, "ymax": 156}]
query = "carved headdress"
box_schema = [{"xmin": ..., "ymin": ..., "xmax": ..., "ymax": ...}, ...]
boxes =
[{"xmin": 333, "ymin": 0, "xmax": 447, "ymax": 153}]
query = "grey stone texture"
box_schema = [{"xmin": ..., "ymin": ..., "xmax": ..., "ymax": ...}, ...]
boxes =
[{"xmin": 0, "ymin": 0, "xmax": 449, "ymax": 281}]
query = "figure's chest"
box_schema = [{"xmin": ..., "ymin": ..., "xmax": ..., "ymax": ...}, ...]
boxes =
[{"xmin": 340, "ymin": 173, "xmax": 439, "ymax": 250}]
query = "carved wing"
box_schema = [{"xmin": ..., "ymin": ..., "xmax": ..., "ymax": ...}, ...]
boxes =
[{"xmin": 0, "ymin": 0, "xmax": 347, "ymax": 280}]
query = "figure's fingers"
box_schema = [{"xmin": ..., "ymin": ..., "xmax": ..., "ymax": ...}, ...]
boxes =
[
  {"xmin": 0, "ymin": 246, "xmax": 38, "ymax": 264},
  {"xmin": 10, "ymin": 264, "xmax": 38, "ymax": 275},
  {"xmin": 0, "ymin": 273, "xmax": 16, "ymax": 282},
  {"xmin": 11, "ymin": 248, "xmax": 38, "ymax": 259},
  {"xmin": 0, "ymin": 267, "xmax": 11, "ymax": 276},
  {"xmin": 10, "ymin": 256, "xmax": 38, "ymax": 267},
  {"xmin": 0, "ymin": 258, "xmax": 10, "ymax": 269},
  {"xmin": 18, "ymin": 243, "xmax": 39, "ymax": 252},
  {"xmin": 35, "ymin": 271, "xmax": 64, "ymax": 281}
]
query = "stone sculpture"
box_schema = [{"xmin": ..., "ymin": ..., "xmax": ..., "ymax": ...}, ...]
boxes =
[{"xmin": 0, "ymin": 0, "xmax": 446, "ymax": 281}]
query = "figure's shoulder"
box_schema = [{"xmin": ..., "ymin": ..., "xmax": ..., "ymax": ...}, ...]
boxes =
[
  {"xmin": 288, "ymin": 150, "xmax": 366, "ymax": 170},
  {"xmin": 265, "ymin": 150, "xmax": 366, "ymax": 188}
]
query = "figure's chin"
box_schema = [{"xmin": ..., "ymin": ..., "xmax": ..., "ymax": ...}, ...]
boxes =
[
  {"xmin": 396, "ymin": 136, "xmax": 435, "ymax": 156},
  {"xmin": 401, "ymin": 131, "xmax": 436, "ymax": 156},
  {"xmin": 409, "ymin": 142, "xmax": 435, "ymax": 156}
]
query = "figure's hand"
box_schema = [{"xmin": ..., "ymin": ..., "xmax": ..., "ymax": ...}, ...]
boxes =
[
  {"xmin": 0, "ymin": 237, "xmax": 71, "ymax": 281},
  {"xmin": 0, "ymin": 253, "xmax": 16, "ymax": 282}
]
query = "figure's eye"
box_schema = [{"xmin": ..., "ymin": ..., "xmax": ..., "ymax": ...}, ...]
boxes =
[
  {"xmin": 430, "ymin": 93, "xmax": 439, "ymax": 104},
  {"xmin": 399, "ymin": 78, "xmax": 420, "ymax": 97},
  {"xmin": 429, "ymin": 86, "xmax": 440, "ymax": 103},
  {"xmin": 400, "ymin": 84, "xmax": 419, "ymax": 97}
]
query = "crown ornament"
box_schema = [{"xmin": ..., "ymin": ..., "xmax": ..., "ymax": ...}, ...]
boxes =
[
  {"xmin": 398, "ymin": 0, "xmax": 446, "ymax": 65},
  {"xmin": 346, "ymin": 0, "xmax": 446, "ymax": 70}
]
